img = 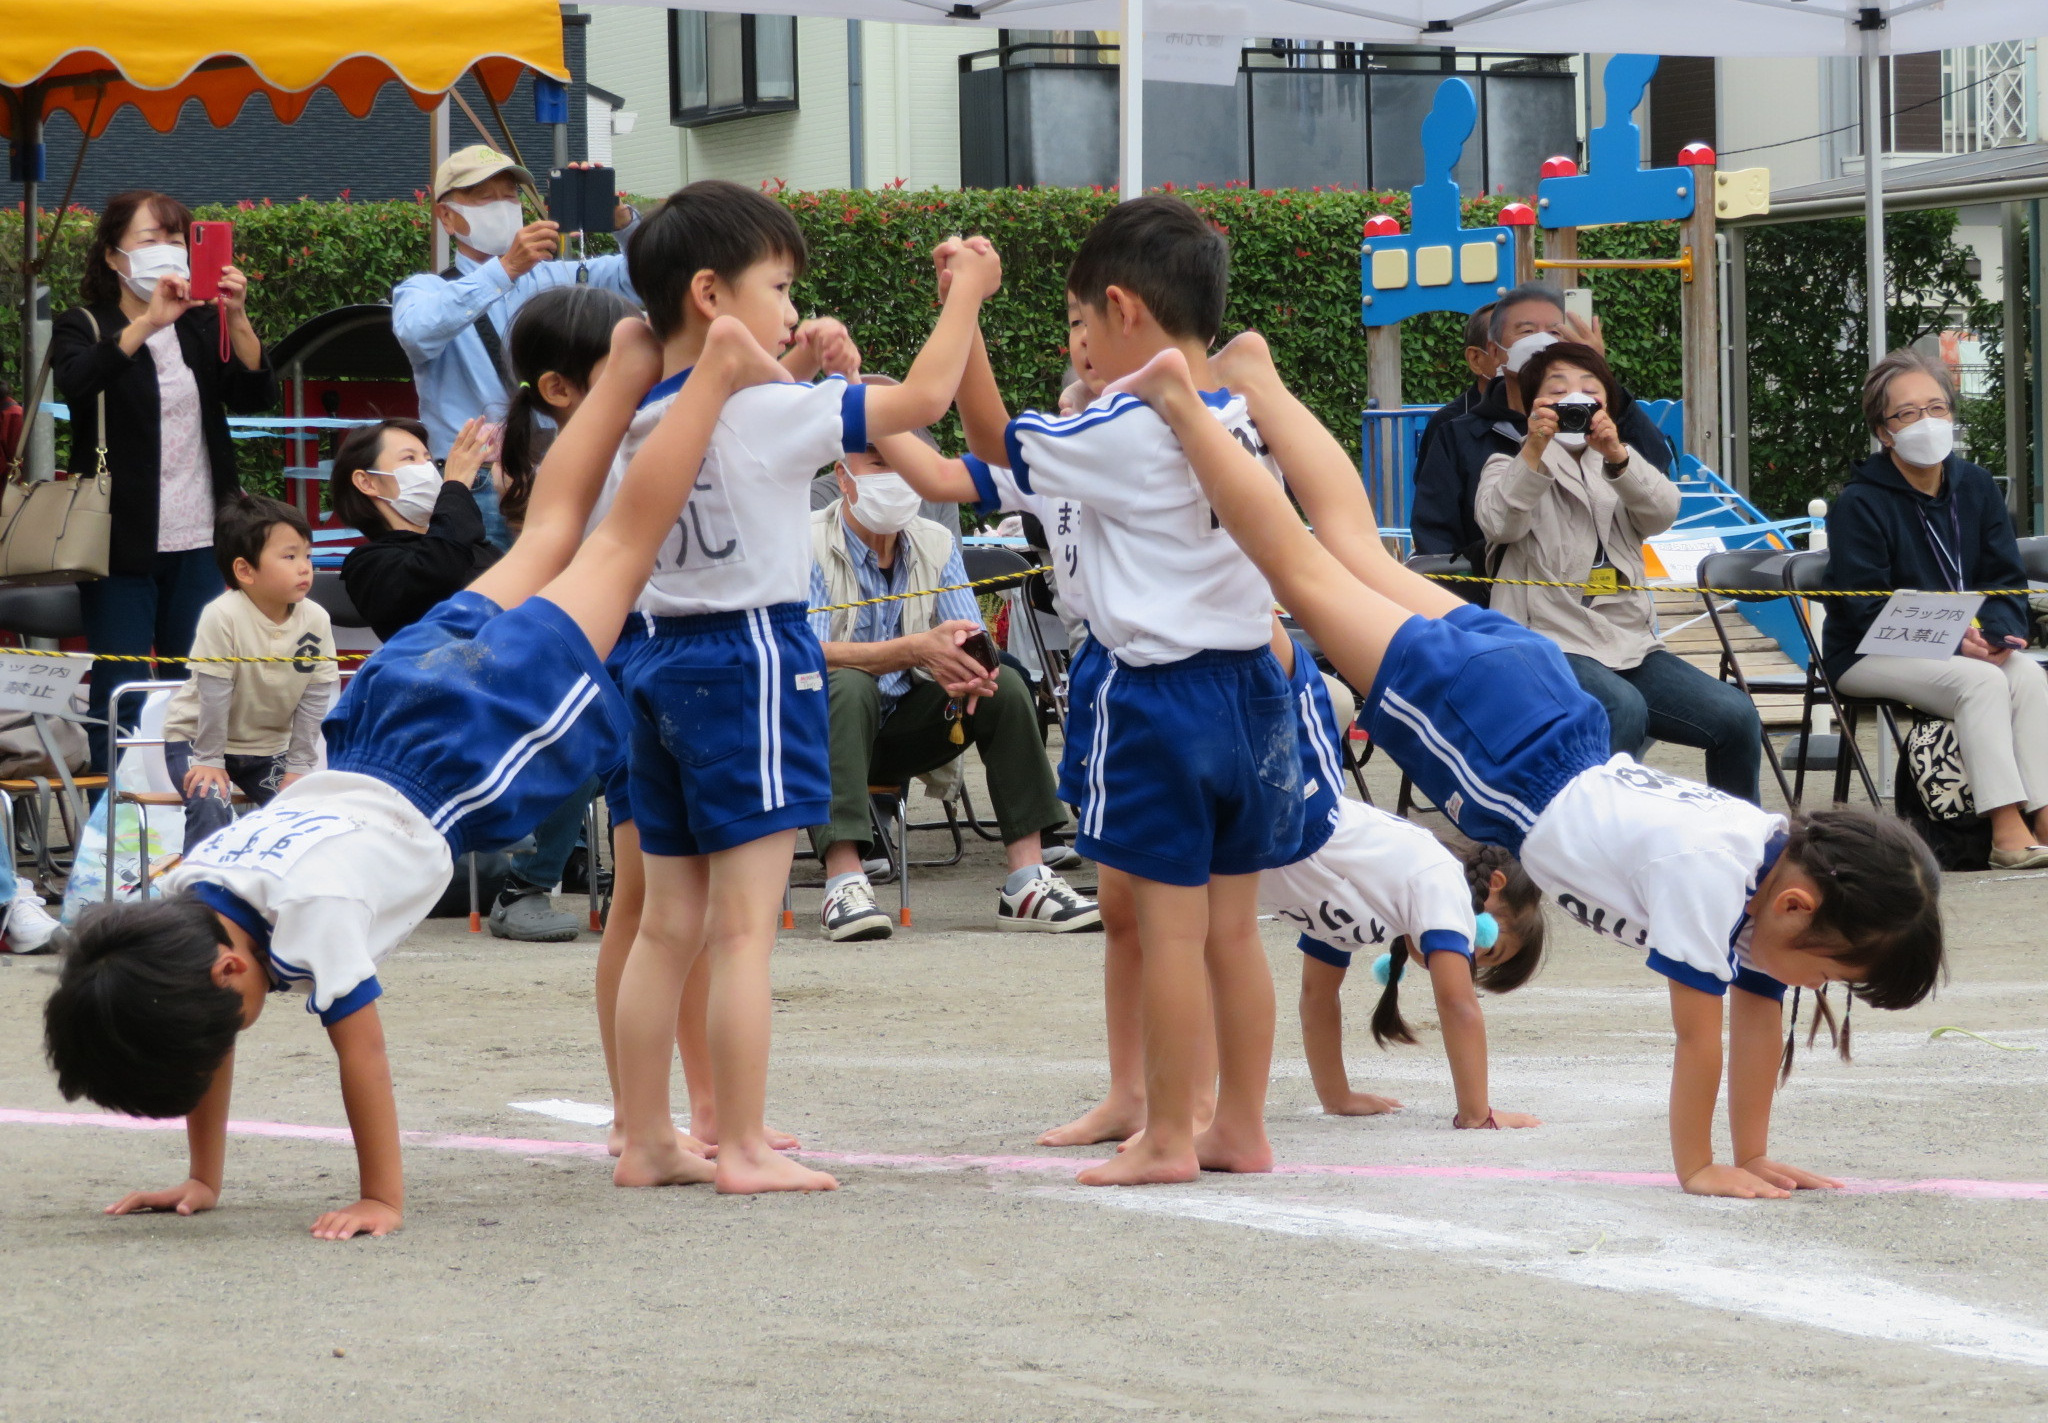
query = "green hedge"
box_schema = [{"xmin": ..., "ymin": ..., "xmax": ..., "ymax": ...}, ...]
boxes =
[{"xmin": 1, "ymin": 188, "xmax": 1991, "ymax": 518}]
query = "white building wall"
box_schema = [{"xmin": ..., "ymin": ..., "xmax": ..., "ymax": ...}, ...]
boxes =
[
  {"xmin": 1716, "ymin": 57, "xmax": 1829, "ymax": 190},
  {"xmin": 584, "ymin": 11, "xmax": 980, "ymax": 195}
]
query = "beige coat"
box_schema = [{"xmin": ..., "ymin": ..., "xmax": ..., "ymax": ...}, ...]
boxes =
[{"xmin": 1474, "ymin": 440, "xmax": 1678, "ymax": 670}]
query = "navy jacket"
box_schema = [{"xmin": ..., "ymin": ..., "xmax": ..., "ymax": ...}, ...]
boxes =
[
  {"xmin": 1412, "ymin": 382, "xmax": 1483, "ymax": 470},
  {"xmin": 1819, "ymin": 449, "xmax": 2030, "ymax": 683},
  {"xmin": 1410, "ymin": 375, "xmax": 1674, "ymax": 569}
]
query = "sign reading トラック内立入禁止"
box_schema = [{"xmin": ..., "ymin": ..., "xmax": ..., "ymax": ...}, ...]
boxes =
[{"xmin": 1853, "ymin": 591, "xmax": 1986, "ymax": 661}]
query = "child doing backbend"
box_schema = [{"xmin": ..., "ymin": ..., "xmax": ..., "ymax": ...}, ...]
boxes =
[
  {"xmin": 41, "ymin": 315, "xmax": 783, "ymax": 1238},
  {"xmin": 1118, "ymin": 336, "xmax": 1945, "ymax": 1199},
  {"xmin": 602, "ymin": 181, "xmax": 1001, "ymax": 1195}
]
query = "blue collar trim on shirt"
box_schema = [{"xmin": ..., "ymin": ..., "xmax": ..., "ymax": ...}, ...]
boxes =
[
  {"xmin": 187, "ymin": 881, "xmax": 281, "ymax": 988},
  {"xmin": 1200, "ymin": 387, "xmax": 1233, "ymax": 409},
  {"xmin": 638, "ymin": 367, "xmax": 692, "ymax": 410}
]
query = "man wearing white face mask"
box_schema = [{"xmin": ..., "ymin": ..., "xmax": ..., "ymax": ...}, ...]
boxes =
[
  {"xmin": 1411, "ymin": 283, "xmax": 1673, "ymax": 606},
  {"xmin": 805, "ymin": 438, "xmax": 1096, "ymax": 940},
  {"xmin": 391, "ymin": 146, "xmax": 641, "ymax": 465}
]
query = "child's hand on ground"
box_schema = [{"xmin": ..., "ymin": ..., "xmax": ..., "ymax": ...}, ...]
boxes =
[
  {"xmin": 444, "ymin": 417, "xmax": 497, "ymax": 487},
  {"xmin": 1323, "ymin": 1091, "xmax": 1403, "ymax": 1117},
  {"xmin": 604, "ymin": 316, "xmax": 665, "ymax": 394},
  {"xmin": 1738, "ymin": 1156, "xmax": 1843, "ymax": 1191},
  {"xmin": 106, "ymin": 1178, "xmax": 219, "ymax": 1218},
  {"xmin": 182, "ymin": 763, "xmax": 232, "ymax": 799},
  {"xmin": 1681, "ymin": 1163, "xmax": 1790, "ymax": 1199},
  {"xmin": 311, "ymin": 1198, "xmax": 403, "ymax": 1240}
]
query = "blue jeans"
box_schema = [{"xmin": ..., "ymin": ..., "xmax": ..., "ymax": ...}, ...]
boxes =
[
  {"xmin": 163, "ymin": 740, "xmax": 287, "ymax": 855},
  {"xmin": 508, "ymin": 775, "xmax": 600, "ymax": 891},
  {"xmin": 1564, "ymin": 648, "xmax": 1764, "ymax": 804},
  {"xmin": 79, "ymin": 547, "xmax": 221, "ymax": 773}
]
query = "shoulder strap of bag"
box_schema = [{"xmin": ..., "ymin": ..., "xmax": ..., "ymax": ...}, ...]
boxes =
[
  {"xmin": 78, "ymin": 309, "xmax": 108, "ymax": 479},
  {"xmin": 441, "ymin": 265, "xmax": 512, "ymax": 387}
]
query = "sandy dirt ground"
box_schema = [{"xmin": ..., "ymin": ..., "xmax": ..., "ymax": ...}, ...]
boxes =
[{"xmin": 4, "ymin": 738, "xmax": 2047, "ymax": 1422}]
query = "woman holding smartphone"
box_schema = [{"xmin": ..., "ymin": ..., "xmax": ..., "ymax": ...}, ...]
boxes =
[
  {"xmin": 51, "ymin": 189, "xmax": 274, "ymax": 770},
  {"xmin": 1824, "ymin": 349, "xmax": 2048, "ymax": 868}
]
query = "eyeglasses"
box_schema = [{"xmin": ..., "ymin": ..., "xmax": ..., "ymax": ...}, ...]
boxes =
[{"xmin": 1882, "ymin": 401, "xmax": 1952, "ymax": 430}]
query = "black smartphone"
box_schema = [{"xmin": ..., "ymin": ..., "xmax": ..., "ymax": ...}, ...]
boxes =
[
  {"xmin": 547, "ymin": 163, "xmax": 619, "ymax": 235},
  {"xmin": 959, "ymin": 629, "xmax": 1000, "ymax": 673}
]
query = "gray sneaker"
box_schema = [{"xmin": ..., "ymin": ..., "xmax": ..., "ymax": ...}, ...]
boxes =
[{"xmin": 489, "ymin": 886, "xmax": 582, "ymax": 942}]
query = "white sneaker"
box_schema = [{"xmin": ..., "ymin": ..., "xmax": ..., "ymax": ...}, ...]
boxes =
[
  {"xmin": 820, "ymin": 875, "xmax": 893, "ymax": 942},
  {"xmin": 5, "ymin": 880, "xmax": 58, "ymax": 954},
  {"xmin": 997, "ymin": 868, "xmax": 1101, "ymax": 933}
]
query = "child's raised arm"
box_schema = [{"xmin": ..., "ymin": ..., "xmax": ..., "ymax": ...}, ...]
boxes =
[
  {"xmin": 104, "ymin": 1053, "xmax": 232, "ymax": 1222},
  {"xmin": 862, "ymin": 239, "xmax": 1001, "ymax": 441},
  {"xmin": 956, "ymin": 327, "xmax": 1011, "ymax": 467},
  {"xmin": 873, "ymin": 431, "xmax": 980, "ymax": 506},
  {"xmin": 314, "ymin": 1003, "xmax": 404, "ymax": 1239}
]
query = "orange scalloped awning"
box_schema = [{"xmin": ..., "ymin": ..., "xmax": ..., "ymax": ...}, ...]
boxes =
[{"xmin": 1, "ymin": 0, "xmax": 568, "ymax": 139}]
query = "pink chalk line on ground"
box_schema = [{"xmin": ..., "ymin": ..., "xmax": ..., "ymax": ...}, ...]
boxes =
[{"xmin": 5, "ymin": 1107, "xmax": 2044, "ymax": 1202}]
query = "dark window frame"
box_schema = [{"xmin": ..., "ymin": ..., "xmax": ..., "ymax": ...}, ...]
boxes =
[{"xmin": 667, "ymin": 11, "xmax": 799, "ymax": 128}]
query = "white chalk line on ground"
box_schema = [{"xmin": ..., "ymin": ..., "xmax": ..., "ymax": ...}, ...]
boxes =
[{"xmin": 1054, "ymin": 1188, "xmax": 2048, "ymax": 1370}]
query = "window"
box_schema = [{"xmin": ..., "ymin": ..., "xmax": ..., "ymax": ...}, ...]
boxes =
[{"xmin": 668, "ymin": 11, "xmax": 798, "ymax": 127}]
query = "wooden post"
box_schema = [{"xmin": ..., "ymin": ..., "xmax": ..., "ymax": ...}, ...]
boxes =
[
  {"xmin": 1367, "ymin": 324, "xmax": 1403, "ymax": 526},
  {"xmin": 1512, "ymin": 226, "xmax": 1536, "ymax": 285},
  {"xmin": 1679, "ymin": 153, "xmax": 1720, "ymax": 468},
  {"xmin": 1544, "ymin": 225, "xmax": 1579, "ymax": 287}
]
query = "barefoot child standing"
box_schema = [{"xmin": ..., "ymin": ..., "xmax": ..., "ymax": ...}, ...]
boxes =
[
  {"xmin": 42, "ymin": 316, "xmax": 782, "ymax": 1237},
  {"xmin": 602, "ymin": 182, "xmax": 1004, "ymax": 1194}
]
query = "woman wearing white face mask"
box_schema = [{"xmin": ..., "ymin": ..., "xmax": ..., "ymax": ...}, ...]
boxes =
[
  {"xmin": 1824, "ymin": 350, "xmax": 2048, "ymax": 867},
  {"xmin": 329, "ymin": 417, "xmax": 501, "ymax": 643},
  {"xmin": 51, "ymin": 189, "xmax": 274, "ymax": 771}
]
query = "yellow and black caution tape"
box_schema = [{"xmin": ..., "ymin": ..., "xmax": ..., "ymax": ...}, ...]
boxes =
[
  {"xmin": 1422, "ymin": 573, "xmax": 2034, "ymax": 599},
  {"xmin": 0, "ymin": 565, "xmax": 1059, "ymax": 664}
]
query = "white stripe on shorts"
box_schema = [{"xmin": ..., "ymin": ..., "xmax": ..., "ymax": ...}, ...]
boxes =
[
  {"xmin": 748, "ymin": 608, "xmax": 785, "ymax": 811},
  {"xmin": 1378, "ymin": 687, "xmax": 1538, "ymax": 831},
  {"xmin": 429, "ymin": 675, "xmax": 601, "ymax": 833},
  {"xmin": 1084, "ymin": 661, "xmax": 1116, "ymax": 839}
]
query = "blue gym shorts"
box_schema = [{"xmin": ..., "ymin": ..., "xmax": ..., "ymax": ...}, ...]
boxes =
[
  {"xmin": 1073, "ymin": 645, "xmax": 1303, "ymax": 887},
  {"xmin": 1056, "ymin": 633, "xmax": 1107, "ymax": 810},
  {"xmin": 597, "ymin": 613, "xmax": 653, "ymax": 827},
  {"xmin": 325, "ymin": 591, "xmax": 629, "ymax": 860},
  {"xmin": 1363, "ymin": 603, "xmax": 1610, "ymax": 854},
  {"xmin": 620, "ymin": 602, "xmax": 830, "ymax": 857}
]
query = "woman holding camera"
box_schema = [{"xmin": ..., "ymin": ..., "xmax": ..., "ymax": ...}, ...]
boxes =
[
  {"xmin": 1824, "ymin": 349, "xmax": 2047, "ymax": 867},
  {"xmin": 51, "ymin": 189, "xmax": 274, "ymax": 770},
  {"xmin": 1475, "ymin": 342, "xmax": 1764, "ymax": 801}
]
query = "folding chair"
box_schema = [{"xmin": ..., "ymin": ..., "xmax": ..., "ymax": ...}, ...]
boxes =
[
  {"xmin": 104, "ymin": 679, "xmax": 201, "ymax": 901},
  {"xmin": 2018, "ymin": 535, "xmax": 2048, "ymax": 673},
  {"xmin": 1696, "ymin": 547, "xmax": 1804, "ymax": 807},
  {"xmin": 0, "ymin": 585, "xmax": 110, "ymax": 885},
  {"xmin": 788, "ymin": 783, "xmax": 963, "ymax": 930},
  {"xmin": 1774, "ymin": 550, "xmax": 1911, "ymax": 808},
  {"xmin": 962, "ymin": 544, "xmax": 1064, "ymax": 734}
]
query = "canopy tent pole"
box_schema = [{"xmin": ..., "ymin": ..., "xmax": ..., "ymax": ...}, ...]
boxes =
[
  {"xmin": 1859, "ymin": 12, "xmax": 1887, "ymax": 363},
  {"xmin": 431, "ymin": 98, "xmax": 452, "ymax": 272},
  {"xmin": 1118, "ymin": 0, "xmax": 1144, "ymax": 198}
]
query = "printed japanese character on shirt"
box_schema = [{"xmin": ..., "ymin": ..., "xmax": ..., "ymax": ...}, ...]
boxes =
[
  {"xmin": 1610, "ymin": 762, "xmax": 1733, "ymax": 807},
  {"xmin": 1554, "ymin": 890, "xmax": 1652, "ymax": 949},
  {"xmin": 653, "ymin": 448, "xmax": 748, "ymax": 574},
  {"xmin": 1275, "ymin": 899, "xmax": 1390, "ymax": 949}
]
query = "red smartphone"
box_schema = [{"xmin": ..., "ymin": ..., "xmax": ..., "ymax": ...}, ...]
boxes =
[{"xmin": 187, "ymin": 221, "xmax": 233, "ymax": 302}]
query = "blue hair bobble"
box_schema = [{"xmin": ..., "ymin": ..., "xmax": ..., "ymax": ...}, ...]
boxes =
[
  {"xmin": 1371, "ymin": 952, "xmax": 1393, "ymax": 985},
  {"xmin": 1474, "ymin": 912, "xmax": 1500, "ymax": 951}
]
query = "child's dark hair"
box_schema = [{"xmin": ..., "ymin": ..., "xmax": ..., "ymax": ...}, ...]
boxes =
[
  {"xmin": 501, "ymin": 286, "xmax": 640, "ymax": 530},
  {"xmin": 327, "ymin": 418, "xmax": 428, "ymax": 539},
  {"xmin": 1066, "ymin": 196, "xmax": 1230, "ymax": 345},
  {"xmin": 1371, "ymin": 843, "xmax": 1547, "ymax": 1048},
  {"xmin": 1785, "ymin": 808, "xmax": 1945, "ymax": 1013},
  {"xmin": 43, "ymin": 898, "xmax": 241, "ymax": 1119},
  {"xmin": 627, "ymin": 179, "xmax": 808, "ymax": 341},
  {"xmin": 212, "ymin": 493, "xmax": 310, "ymax": 589}
]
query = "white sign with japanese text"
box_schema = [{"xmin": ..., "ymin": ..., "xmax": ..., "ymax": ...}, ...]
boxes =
[
  {"xmin": 0, "ymin": 653, "xmax": 85, "ymax": 716},
  {"xmin": 1854, "ymin": 591, "xmax": 1984, "ymax": 661},
  {"xmin": 1143, "ymin": 32, "xmax": 1242, "ymax": 87}
]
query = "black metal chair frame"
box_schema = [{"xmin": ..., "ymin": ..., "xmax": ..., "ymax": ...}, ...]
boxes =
[
  {"xmin": 1696, "ymin": 547, "xmax": 1804, "ymax": 807},
  {"xmin": 1775, "ymin": 549, "xmax": 1911, "ymax": 809}
]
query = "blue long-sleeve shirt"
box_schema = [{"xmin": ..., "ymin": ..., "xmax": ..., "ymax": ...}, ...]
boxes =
[
  {"xmin": 808, "ymin": 520, "xmax": 982, "ymax": 719},
  {"xmin": 390, "ymin": 229, "xmax": 639, "ymax": 456}
]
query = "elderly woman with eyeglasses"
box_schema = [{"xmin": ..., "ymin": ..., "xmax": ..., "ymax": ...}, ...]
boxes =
[{"xmin": 1823, "ymin": 348, "xmax": 2048, "ymax": 867}]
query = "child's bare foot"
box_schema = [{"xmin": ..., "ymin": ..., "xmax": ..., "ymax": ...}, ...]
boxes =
[
  {"xmin": 1323, "ymin": 1091, "xmax": 1403, "ymax": 1117},
  {"xmin": 607, "ymin": 1119, "xmax": 714, "ymax": 1159},
  {"xmin": 712, "ymin": 1141, "xmax": 839, "ymax": 1194},
  {"xmin": 1194, "ymin": 1120, "xmax": 1273, "ymax": 1174},
  {"xmin": 687, "ymin": 1112, "xmax": 800, "ymax": 1155},
  {"xmin": 1077, "ymin": 1133, "xmax": 1199, "ymax": 1186},
  {"xmin": 612, "ymin": 1133, "xmax": 716, "ymax": 1187},
  {"xmin": 1039, "ymin": 1097, "xmax": 1145, "ymax": 1147},
  {"xmin": 1210, "ymin": 330, "xmax": 1278, "ymax": 394},
  {"xmin": 701, "ymin": 314, "xmax": 796, "ymax": 390},
  {"xmin": 1114, "ymin": 1107, "xmax": 1214, "ymax": 1153},
  {"xmin": 1103, "ymin": 346, "xmax": 1197, "ymax": 408}
]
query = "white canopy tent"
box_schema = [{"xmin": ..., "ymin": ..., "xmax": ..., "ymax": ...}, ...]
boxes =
[{"xmin": 586, "ymin": 0, "xmax": 2044, "ymax": 357}]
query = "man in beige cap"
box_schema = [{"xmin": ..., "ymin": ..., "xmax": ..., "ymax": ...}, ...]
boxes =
[{"xmin": 391, "ymin": 144, "xmax": 639, "ymax": 465}]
